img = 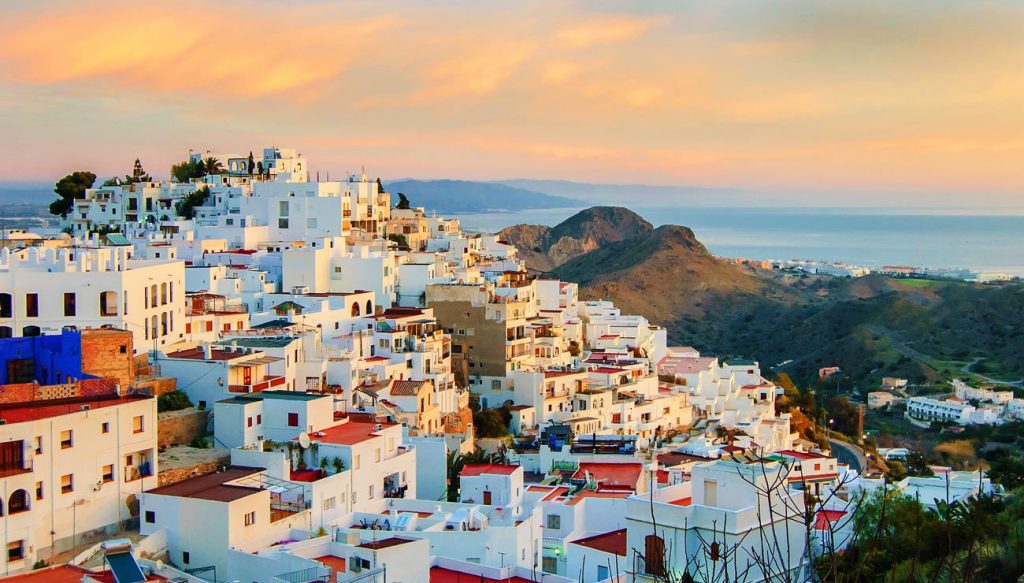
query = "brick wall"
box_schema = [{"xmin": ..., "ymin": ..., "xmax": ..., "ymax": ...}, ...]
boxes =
[
  {"xmin": 0, "ymin": 377, "xmax": 118, "ymax": 404},
  {"xmin": 137, "ymin": 376, "xmax": 177, "ymax": 397},
  {"xmin": 81, "ymin": 328, "xmax": 136, "ymax": 388},
  {"xmin": 157, "ymin": 408, "xmax": 210, "ymax": 448}
]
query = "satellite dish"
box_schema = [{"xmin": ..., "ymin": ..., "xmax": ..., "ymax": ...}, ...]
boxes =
[{"xmin": 298, "ymin": 434, "xmax": 311, "ymax": 448}]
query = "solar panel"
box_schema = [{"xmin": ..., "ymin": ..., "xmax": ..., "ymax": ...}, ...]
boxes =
[{"xmin": 105, "ymin": 551, "xmax": 147, "ymax": 583}]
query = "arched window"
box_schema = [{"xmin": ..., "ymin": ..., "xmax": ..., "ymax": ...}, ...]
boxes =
[
  {"xmin": 99, "ymin": 291, "xmax": 117, "ymax": 316},
  {"xmin": 365, "ymin": 300, "xmax": 373, "ymax": 316},
  {"xmin": 150, "ymin": 285, "xmax": 157, "ymax": 308},
  {"xmin": 351, "ymin": 303, "xmax": 361, "ymax": 317},
  {"xmin": 150, "ymin": 315, "xmax": 158, "ymax": 339},
  {"xmin": 8, "ymin": 489, "xmax": 29, "ymax": 514},
  {"xmin": 0, "ymin": 326, "xmax": 11, "ymax": 339},
  {"xmin": 22, "ymin": 325, "xmax": 41, "ymax": 337},
  {"xmin": 161, "ymin": 313, "xmax": 168, "ymax": 336},
  {"xmin": 0, "ymin": 293, "xmax": 11, "ymax": 318},
  {"xmin": 160, "ymin": 283, "xmax": 167, "ymax": 306}
]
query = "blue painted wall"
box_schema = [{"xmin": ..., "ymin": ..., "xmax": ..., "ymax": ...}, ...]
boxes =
[{"xmin": 0, "ymin": 330, "xmax": 91, "ymax": 385}]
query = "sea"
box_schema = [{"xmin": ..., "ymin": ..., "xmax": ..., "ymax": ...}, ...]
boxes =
[{"xmin": 451, "ymin": 206, "xmax": 1024, "ymax": 276}]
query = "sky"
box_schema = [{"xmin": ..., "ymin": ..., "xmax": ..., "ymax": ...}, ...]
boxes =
[{"xmin": 0, "ymin": 0, "xmax": 1022, "ymax": 206}]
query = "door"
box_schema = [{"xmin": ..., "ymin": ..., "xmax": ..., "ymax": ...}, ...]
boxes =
[
  {"xmin": 483, "ymin": 490, "xmax": 492, "ymax": 505},
  {"xmin": 242, "ymin": 366, "xmax": 252, "ymax": 386}
]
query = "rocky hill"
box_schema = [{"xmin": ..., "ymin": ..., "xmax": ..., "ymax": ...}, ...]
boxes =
[
  {"xmin": 504, "ymin": 206, "xmax": 1024, "ymax": 387},
  {"xmin": 498, "ymin": 206, "xmax": 653, "ymax": 272}
]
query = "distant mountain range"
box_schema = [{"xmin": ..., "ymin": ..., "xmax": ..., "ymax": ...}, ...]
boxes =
[
  {"xmin": 499, "ymin": 206, "xmax": 1024, "ymax": 387},
  {"xmin": 384, "ymin": 179, "xmax": 580, "ymax": 214}
]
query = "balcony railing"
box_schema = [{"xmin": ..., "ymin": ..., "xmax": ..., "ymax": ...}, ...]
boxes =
[
  {"xmin": 229, "ymin": 376, "xmax": 287, "ymax": 393},
  {"xmin": 0, "ymin": 458, "xmax": 32, "ymax": 478}
]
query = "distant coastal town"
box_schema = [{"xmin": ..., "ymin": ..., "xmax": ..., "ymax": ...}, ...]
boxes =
[{"xmin": 725, "ymin": 256, "xmax": 1019, "ymax": 283}]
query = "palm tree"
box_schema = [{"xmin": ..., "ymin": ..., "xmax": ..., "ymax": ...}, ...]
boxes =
[{"xmin": 203, "ymin": 156, "xmax": 223, "ymax": 175}]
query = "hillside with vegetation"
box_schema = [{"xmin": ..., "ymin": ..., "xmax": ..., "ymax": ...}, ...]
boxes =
[{"xmin": 500, "ymin": 207, "xmax": 1024, "ymax": 388}]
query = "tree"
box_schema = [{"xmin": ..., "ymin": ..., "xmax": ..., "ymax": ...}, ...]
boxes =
[
  {"xmin": 376, "ymin": 177, "xmax": 385, "ymax": 194},
  {"xmin": 176, "ymin": 186, "xmax": 210, "ymax": 219},
  {"xmin": 49, "ymin": 171, "xmax": 96, "ymax": 217},
  {"xmin": 170, "ymin": 160, "xmax": 199, "ymax": 183},
  {"xmin": 247, "ymin": 151, "xmax": 255, "ymax": 175},
  {"xmin": 203, "ymin": 156, "xmax": 223, "ymax": 175},
  {"xmin": 126, "ymin": 158, "xmax": 151, "ymax": 184},
  {"xmin": 396, "ymin": 192, "xmax": 411, "ymax": 210}
]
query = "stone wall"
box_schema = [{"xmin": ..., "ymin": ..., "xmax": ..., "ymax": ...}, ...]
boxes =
[
  {"xmin": 137, "ymin": 376, "xmax": 177, "ymax": 397},
  {"xmin": 157, "ymin": 457, "xmax": 228, "ymax": 487},
  {"xmin": 157, "ymin": 407, "xmax": 210, "ymax": 448}
]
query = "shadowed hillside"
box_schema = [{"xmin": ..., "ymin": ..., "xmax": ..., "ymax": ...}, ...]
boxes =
[{"xmin": 501, "ymin": 206, "xmax": 1024, "ymax": 387}]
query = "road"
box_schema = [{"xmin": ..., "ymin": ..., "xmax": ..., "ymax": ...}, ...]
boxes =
[{"xmin": 829, "ymin": 438, "xmax": 867, "ymax": 474}]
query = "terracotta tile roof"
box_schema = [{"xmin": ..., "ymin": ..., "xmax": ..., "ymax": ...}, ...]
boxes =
[
  {"xmin": 390, "ymin": 380, "xmax": 427, "ymax": 396},
  {"xmin": 569, "ymin": 529, "xmax": 627, "ymax": 556}
]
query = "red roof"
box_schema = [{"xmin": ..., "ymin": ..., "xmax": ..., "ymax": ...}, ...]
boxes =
[
  {"xmin": 461, "ymin": 464, "xmax": 521, "ymax": 477},
  {"xmin": 591, "ymin": 367, "xmax": 625, "ymax": 374},
  {"xmin": 430, "ymin": 567, "xmax": 534, "ymax": 583},
  {"xmin": 147, "ymin": 466, "xmax": 264, "ymax": 501},
  {"xmin": 0, "ymin": 395, "xmax": 150, "ymax": 424},
  {"xmin": 0, "ymin": 566, "xmax": 90, "ymax": 583},
  {"xmin": 814, "ymin": 509, "xmax": 847, "ymax": 530},
  {"xmin": 570, "ymin": 529, "xmax": 627, "ymax": 556},
  {"xmin": 777, "ymin": 450, "xmax": 827, "ymax": 460},
  {"xmin": 572, "ymin": 462, "xmax": 643, "ymax": 491},
  {"xmin": 670, "ymin": 497, "xmax": 692, "ymax": 507},
  {"xmin": 566, "ymin": 490, "xmax": 631, "ymax": 505},
  {"xmin": 304, "ymin": 420, "xmax": 395, "ymax": 446}
]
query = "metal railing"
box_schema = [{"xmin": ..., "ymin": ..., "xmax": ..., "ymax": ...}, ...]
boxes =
[{"xmin": 272, "ymin": 566, "xmax": 331, "ymax": 583}]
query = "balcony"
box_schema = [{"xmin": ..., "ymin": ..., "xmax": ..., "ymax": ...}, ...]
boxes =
[
  {"xmin": 0, "ymin": 459, "xmax": 32, "ymax": 479},
  {"xmin": 229, "ymin": 375, "xmax": 287, "ymax": 393}
]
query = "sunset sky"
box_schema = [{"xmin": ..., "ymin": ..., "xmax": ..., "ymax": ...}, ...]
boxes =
[{"xmin": 1, "ymin": 0, "xmax": 1022, "ymax": 206}]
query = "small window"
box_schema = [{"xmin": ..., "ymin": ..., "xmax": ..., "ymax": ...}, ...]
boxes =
[
  {"xmin": 25, "ymin": 293, "xmax": 39, "ymax": 318},
  {"xmin": 61, "ymin": 474, "xmax": 74, "ymax": 494},
  {"xmin": 244, "ymin": 511, "xmax": 256, "ymax": 527},
  {"xmin": 63, "ymin": 292, "xmax": 76, "ymax": 317},
  {"xmin": 247, "ymin": 417, "xmax": 253, "ymax": 428},
  {"xmin": 547, "ymin": 515, "xmax": 561, "ymax": 529},
  {"xmin": 33, "ymin": 436, "xmax": 42, "ymax": 455},
  {"xmin": 133, "ymin": 415, "xmax": 144, "ymax": 434},
  {"xmin": 102, "ymin": 464, "xmax": 114, "ymax": 483},
  {"xmin": 323, "ymin": 497, "xmax": 336, "ymax": 511},
  {"xmin": 60, "ymin": 430, "xmax": 73, "ymax": 449},
  {"xmin": 354, "ymin": 455, "xmax": 361, "ymax": 470},
  {"xmin": 287, "ymin": 412, "xmax": 299, "ymax": 427},
  {"xmin": 101, "ymin": 422, "xmax": 110, "ymax": 434},
  {"xmin": 35, "ymin": 482, "xmax": 43, "ymax": 501},
  {"xmin": 7, "ymin": 541, "xmax": 24, "ymax": 562},
  {"xmin": 369, "ymin": 485, "xmax": 375, "ymax": 499},
  {"xmin": 145, "ymin": 511, "xmax": 155, "ymax": 524},
  {"xmin": 182, "ymin": 552, "xmax": 190, "ymax": 565},
  {"xmin": 256, "ymin": 414, "xmax": 262, "ymax": 424}
]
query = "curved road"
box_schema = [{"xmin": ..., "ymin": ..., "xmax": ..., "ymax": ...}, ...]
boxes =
[{"xmin": 829, "ymin": 439, "xmax": 867, "ymax": 474}]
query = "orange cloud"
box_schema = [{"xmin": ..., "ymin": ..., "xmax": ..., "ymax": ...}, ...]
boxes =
[
  {"xmin": 557, "ymin": 17, "xmax": 658, "ymax": 48},
  {"xmin": 0, "ymin": 1, "xmax": 397, "ymax": 101}
]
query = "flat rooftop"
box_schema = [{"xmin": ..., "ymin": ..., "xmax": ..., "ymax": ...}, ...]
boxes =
[
  {"xmin": 301, "ymin": 419, "xmax": 396, "ymax": 446},
  {"xmin": 430, "ymin": 568, "xmax": 535, "ymax": 583},
  {"xmin": 0, "ymin": 394, "xmax": 150, "ymax": 424},
  {"xmin": 216, "ymin": 337, "xmax": 296, "ymax": 348},
  {"xmin": 461, "ymin": 464, "xmax": 521, "ymax": 477},
  {"xmin": 357, "ymin": 537, "xmax": 416, "ymax": 550},
  {"xmin": 146, "ymin": 466, "xmax": 264, "ymax": 502}
]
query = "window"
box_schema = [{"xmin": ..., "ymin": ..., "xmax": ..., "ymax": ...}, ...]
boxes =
[
  {"xmin": 25, "ymin": 294, "xmax": 38, "ymax": 318},
  {"xmin": 278, "ymin": 218, "xmax": 289, "ymax": 229},
  {"xmin": 542, "ymin": 556, "xmax": 557, "ymax": 573},
  {"xmin": 100, "ymin": 291, "xmax": 117, "ymax": 316},
  {"xmin": 35, "ymin": 481, "xmax": 43, "ymax": 501},
  {"xmin": 185, "ymin": 323, "xmax": 191, "ymax": 334},
  {"xmin": 160, "ymin": 283, "xmax": 167, "ymax": 305},
  {"xmin": 33, "ymin": 437, "xmax": 42, "ymax": 455},
  {"xmin": 182, "ymin": 552, "xmax": 190, "ymax": 565},
  {"xmin": 374, "ymin": 448, "xmax": 381, "ymax": 462},
  {"xmin": 645, "ymin": 535, "xmax": 666, "ymax": 577},
  {"xmin": 145, "ymin": 511, "xmax": 155, "ymax": 524},
  {"xmin": 205, "ymin": 321, "xmax": 213, "ymax": 332},
  {"xmin": 244, "ymin": 511, "xmax": 256, "ymax": 527},
  {"xmin": 150, "ymin": 285, "xmax": 157, "ymax": 308},
  {"xmin": 247, "ymin": 417, "xmax": 253, "ymax": 428},
  {"xmin": 61, "ymin": 474, "xmax": 74, "ymax": 494},
  {"xmin": 60, "ymin": 430, "xmax": 73, "ymax": 449},
  {"xmin": 63, "ymin": 292, "xmax": 76, "ymax": 317},
  {"xmin": 102, "ymin": 464, "xmax": 114, "ymax": 482},
  {"xmin": 323, "ymin": 497, "xmax": 336, "ymax": 511},
  {"xmin": 369, "ymin": 485, "xmax": 375, "ymax": 499},
  {"xmin": 354, "ymin": 455, "xmax": 361, "ymax": 470},
  {"xmin": 278, "ymin": 201, "xmax": 289, "ymax": 216},
  {"xmin": 546, "ymin": 515, "xmax": 561, "ymax": 529},
  {"xmin": 0, "ymin": 293, "xmax": 11, "ymax": 318},
  {"xmin": 256, "ymin": 414, "xmax": 262, "ymax": 425},
  {"xmin": 287, "ymin": 412, "xmax": 299, "ymax": 427},
  {"xmin": 130, "ymin": 415, "xmax": 144, "ymax": 434},
  {"xmin": 101, "ymin": 422, "xmax": 110, "ymax": 434},
  {"xmin": 7, "ymin": 541, "xmax": 24, "ymax": 562}
]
